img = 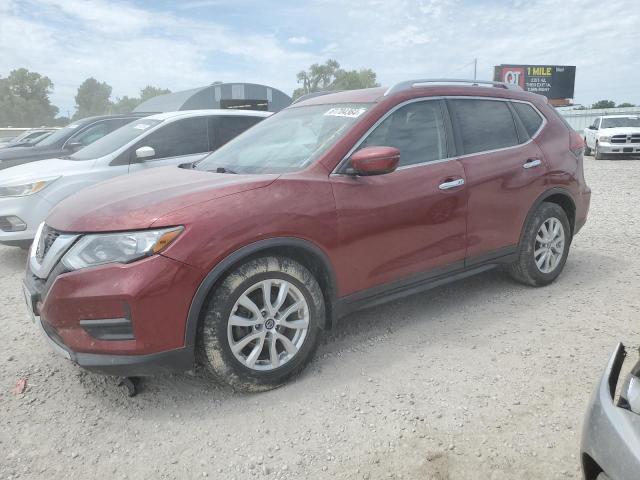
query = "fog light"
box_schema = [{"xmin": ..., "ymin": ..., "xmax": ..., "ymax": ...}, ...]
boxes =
[{"xmin": 0, "ymin": 215, "xmax": 27, "ymax": 232}]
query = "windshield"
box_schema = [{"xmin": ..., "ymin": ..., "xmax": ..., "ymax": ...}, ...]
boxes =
[
  {"xmin": 601, "ymin": 117, "xmax": 640, "ymax": 128},
  {"xmin": 36, "ymin": 122, "xmax": 86, "ymax": 146},
  {"xmin": 195, "ymin": 103, "xmax": 372, "ymax": 174},
  {"xmin": 69, "ymin": 119, "xmax": 162, "ymax": 160}
]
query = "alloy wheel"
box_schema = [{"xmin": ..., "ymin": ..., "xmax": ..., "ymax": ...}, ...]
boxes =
[
  {"xmin": 227, "ymin": 279, "xmax": 310, "ymax": 371},
  {"xmin": 534, "ymin": 217, "xmax": 565, "ymax": 274}
]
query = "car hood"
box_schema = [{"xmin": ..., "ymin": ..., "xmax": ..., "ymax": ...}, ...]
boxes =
[
  {"xmin": 46, "ymin": 166, "xmax": 278, "ymax": 233},
  {"xmin": 600, "ymin": 127, "xmax": 640, "ymax": 135},
  {"xmin": 0, "ymin": 144, "xmax": 57, "ymax": 161},
  {"xmin": 0, "ymin": 158, "xmax": 90, "ymax": 185}
]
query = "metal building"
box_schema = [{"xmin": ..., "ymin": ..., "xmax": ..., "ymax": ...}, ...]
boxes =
[{"xmin": 134, "ymin": 82, "xmax": 292, "ymax": 113}]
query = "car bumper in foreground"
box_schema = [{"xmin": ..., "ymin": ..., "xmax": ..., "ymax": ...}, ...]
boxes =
[
  {"xmin": 23, "ymin": 251, "xmax": 204, "ymax": 377},
  {"xmin": 581, "ymin": 343, "xmax": 640, "ymax": 480}
]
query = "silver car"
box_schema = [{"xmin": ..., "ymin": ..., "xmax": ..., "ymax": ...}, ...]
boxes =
[
  {"xmin": 0, "ymin": 109, "xmax": 270, "ymax": 247},
  {"xmin": 581, "ymin": 343, "xmax": 640, "ymax": 480}
]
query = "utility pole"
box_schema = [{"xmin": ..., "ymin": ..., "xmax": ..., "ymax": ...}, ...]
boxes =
[{"xmin": 473, "ymin": 58, "xmax": 477, "ymax": 80}]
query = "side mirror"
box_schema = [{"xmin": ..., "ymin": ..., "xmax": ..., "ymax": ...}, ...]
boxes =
[
  {"xmin": 349, "ymin": 146, "xmax": 400, "ymax": 176},
  {"xmin": 135, "ymin": 146, "xmax": 155, "ymax": 161},
  {"xmin": 66, "ymin": 141, "xmax": 83, "ymax": 152},
  {"xmin": 589, "ymin": 125, "xmax": 597, "ymax": 130}
]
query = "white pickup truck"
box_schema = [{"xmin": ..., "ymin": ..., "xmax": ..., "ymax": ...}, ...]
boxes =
[{"xmin": 584, "ymin": 115, "xmax": 640, "ymax": 159}]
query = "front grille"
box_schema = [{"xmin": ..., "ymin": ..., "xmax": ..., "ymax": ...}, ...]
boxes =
[
  {"xmin": 0, "ymin": 217, "xmax": 12, "ymax": 232},
  {"xmin": 611, "ymin": 134, "xmax": 640, "ymax": 144},
  {"xmin": 35, "ymin": 225, "xmax": 61, "ymax": 263}
]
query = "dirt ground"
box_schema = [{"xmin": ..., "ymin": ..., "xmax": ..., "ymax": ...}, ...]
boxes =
[{"xmin": 1, "ymin": 156, "xmax": 639, "ymax": 480}]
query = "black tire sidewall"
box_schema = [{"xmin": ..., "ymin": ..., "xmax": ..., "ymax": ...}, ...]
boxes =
[
  {"xmin": 522, "ymin": 203, "xmax": 572, "ymax": 285},
  {"xmin": 199, "ymin": 257, "xmax": 324, "ymax": 391}
]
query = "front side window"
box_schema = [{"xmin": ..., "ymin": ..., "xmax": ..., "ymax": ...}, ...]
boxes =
[
  {"xmin": 449, "ymin": 99, "xmax": 519, "ymax": 155},
  {"xmin": 70, "ymin": 122, "xmax": 108, "ymax": 147},
  {"xmin": 69, "ymin": 119, "xmax": 162, "ymax": 161},
  {"xmin": 357, "ymin": 100, "xmax": 447, "ymax": 167},
  {"xmin": 512, "ymin": 102, "xmax": 543, "ymax": 137},
  {"xmin": 135, "ymin": 117, "xmax": 209, "ymax": 160},
  {"xmin": 196, "ymin": 103, "xmax": 373, "ymax": 174}
]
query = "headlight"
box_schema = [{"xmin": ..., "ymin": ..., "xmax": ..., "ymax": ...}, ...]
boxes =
[
  {"xmin": 0, "ymin": 176, "xmax": 60, "ymax": 197},
  {"xmin": 598, "ymin": 135, "xmax": 612, "ymax": 143},
  {"xmin": 62, "ymin": 227, "xmax": 183, "ymax": 271}
]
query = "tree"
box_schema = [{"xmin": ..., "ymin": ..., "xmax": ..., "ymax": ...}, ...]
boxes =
[
  {"xmin": 0, "ymin": 68, "xmax": 58, "ymax": 127},
  {"xmin": 617, "ymin": 102, "xmax": 636, "ymax": 108},
  {"xmin": 591, "ymin": 100, "xmax": 615, "ymax": 109},
  {"xmin": 74, "ymin": 78, "xmax": 112, "ymax": 119},
  {"xmin": 110, "ymin": 96, "xmax": 140, "ymax": 114},
  {"xmin": 140, "ymin": 86, "xmax": 171, "ymax": 102},
  {"xmin": 292, "ymin": 59, "xmax": 379, "ymax": 99}
]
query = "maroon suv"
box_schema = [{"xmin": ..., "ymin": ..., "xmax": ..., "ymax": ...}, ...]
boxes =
[{"xmin": 24, "ymin": 80, "xmax": 590, "ymax": 391}]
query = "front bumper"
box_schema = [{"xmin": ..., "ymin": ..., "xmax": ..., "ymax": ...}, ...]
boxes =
[
  {"xmin": 0, "ymin": 193, "xmax": 52, "ymax": 243},
  {"xmin": 597, "ymin": 142, "xmax": 640, "ymax": 155},
  {"xmin": 24, "ymin": 251, "xmax": 204, "ymax": 376},
  {"xmin": 581, "ymin": 343, "xmax": 640, "ymax": 480}
]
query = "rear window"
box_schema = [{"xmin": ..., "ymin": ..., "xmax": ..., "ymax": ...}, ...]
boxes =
[
  {"xmin": 512, "ymin": 102, "xmax": 543, "ymax": 137},
  {"xmin": 449, "ymin": 99, "xmax": 519, "ymax": 155}
]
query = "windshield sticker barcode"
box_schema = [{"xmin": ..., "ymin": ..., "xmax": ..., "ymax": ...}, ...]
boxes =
[{"xmin": 324, "ymin": 107, "xmax": 367, "ymax": 118}]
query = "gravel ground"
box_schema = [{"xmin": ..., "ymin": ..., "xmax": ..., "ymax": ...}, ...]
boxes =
[{"xmin": 1, "ymin": 156, "xmax": 639, "ymax": 480}]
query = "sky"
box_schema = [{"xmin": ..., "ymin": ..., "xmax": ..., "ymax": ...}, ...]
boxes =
[{"xmin": 1, "ymin": 0, "xmax": 638, "ymax": 117}]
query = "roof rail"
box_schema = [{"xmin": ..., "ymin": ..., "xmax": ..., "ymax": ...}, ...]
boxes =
[
  {"xmin": 292, "ymin": 90, "xmax": 343, "ymax": 104},
  {"xmin": 384, "ymin": 78, "xmax": 521, "ymax": 96}
]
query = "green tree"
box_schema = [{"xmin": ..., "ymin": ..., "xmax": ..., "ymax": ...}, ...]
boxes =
[
  {"xmin": 111, "ymin": 96, "xmax": 140, "ymax": 114},
  {"xmin": 0, "ymin": 68, "xmax": 59, "ymax": 127},
  {"xmin": 73, "ymin": 78, "xmax": 112, "ymax": 119},
  {"xmin": 617, "ymin": 102, "xmax": 636, "ymax": 108},
  {"xmin": 292, "ymin": 59, "xmax": 379, "ymax": 99},
  {"xmin": 591, "ymin": 99, "xmax": 616, "ymax": 109},
  {"xmin": 140, "ymin": 85, "xmax": 171, "ymax": 102}
]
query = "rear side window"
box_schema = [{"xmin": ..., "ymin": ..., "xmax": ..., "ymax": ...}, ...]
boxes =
[
  {"xmin": 512, "ymin": 102, "xmax": 543, "ymax": 137},
  {"xmin": 210, "ymin": 116, "xmax": 263, "ymax": 149},
  {"xmin": 138, "ymin": 117, "xmax": 209, "ymax": 160},
  {"xmin": 358, "ymin": 100, "xmax": 448, "ymax": 167},
  {"xmin": 449, "ymin": 99, "xmax": 519, "ymax": 155}
]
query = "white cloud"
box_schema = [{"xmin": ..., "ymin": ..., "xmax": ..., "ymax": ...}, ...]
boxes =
[
  {"xmin": 0, "ymin": 0, "xmax": 638, "ymax": 116},
  {"xmin": 288, "ymin": 36, "xmax": 312, "ymax": 45}
]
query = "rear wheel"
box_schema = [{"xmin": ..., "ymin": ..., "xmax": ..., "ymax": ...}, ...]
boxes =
[
  {"xmin": 198, "ymin": 256, "xmax": 325, "ymax": 392},
  {"xmin": 508, "ymin": 202, "xmax": 571, "ymax": 286}
]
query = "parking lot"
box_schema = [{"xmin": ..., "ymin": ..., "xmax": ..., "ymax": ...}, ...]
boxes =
[{"xmin": 0, "ymin": 156, "xmax": 638, "ymax": 480}]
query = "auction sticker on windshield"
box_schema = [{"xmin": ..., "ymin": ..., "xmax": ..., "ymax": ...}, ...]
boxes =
[
  {"xmin": 324, "ymin": 107, "xmax": 367, "ymax": 118},
  {"xmin": 133, "ymin": 123, "xmax": 152, "ymax": 130}
]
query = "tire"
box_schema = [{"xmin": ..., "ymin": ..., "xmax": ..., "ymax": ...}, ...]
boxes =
[
  {"xmin": 594, "ymin": 142, "xmax": 604, "ymax": 160},
  {"xmin": 198, "ymin": 256, "xmax": 325, "ymax": 392},
  {"xmin": 508, "ymin": 202, "xmax": 571, "ymax": 287},
  {"xmin": 583, "ymin": 139, "xmax": 592, "ymax": 156}
]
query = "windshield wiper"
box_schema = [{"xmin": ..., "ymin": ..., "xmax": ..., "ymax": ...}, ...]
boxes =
[{"xmin": 213, "ymin": 167, "xmax": 237, "ymax": 174}]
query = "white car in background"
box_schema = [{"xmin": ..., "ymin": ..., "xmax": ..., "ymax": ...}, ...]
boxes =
[
  {"xmin": 0, "ymin": 109, "xmax": 270, "ymax": 248},
  {"xmin": 584, "ymin": 115, "xmax": 640, "ymax": 159}
]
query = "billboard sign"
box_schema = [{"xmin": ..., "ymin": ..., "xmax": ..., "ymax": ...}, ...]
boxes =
[{"xmin": 494, "ymin": 64, "xmax": 576, "ymax": 99}]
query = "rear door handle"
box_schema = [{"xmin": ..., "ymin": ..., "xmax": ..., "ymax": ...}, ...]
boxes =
[
  {"xmin": 438, "ymin": 178, "xmax": 465, "ymax": 190},
  {"xmin": 523, "ymin": 159, "xmax": 542, "ymax": 169}
]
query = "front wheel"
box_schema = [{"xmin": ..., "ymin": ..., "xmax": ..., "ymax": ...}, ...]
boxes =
[
  {"xmin": 198, "ymin": 256, "xmax": 325, "ymax": 392},
  {"xmin": 594, "ymin": 142, "xmax": 604, "ymax": 160},
  {"xmin": 584, "ymin": 138, "xmax": 592, "ymax": 156},
  {"xmin": 508, "ymin": 202, "xmax": 571, "ymax": 286}
]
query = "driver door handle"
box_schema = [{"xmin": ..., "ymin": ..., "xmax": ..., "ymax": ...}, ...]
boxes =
[
  {"xmin": 438, "ymin": 178, "xmax": 465, "ymax": 190},
  {"xmin": 523, "ymin": 158, "xmax": 542, "ymax": 169}
]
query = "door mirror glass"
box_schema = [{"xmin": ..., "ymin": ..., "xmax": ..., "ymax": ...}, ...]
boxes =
[
  {"xmin": 350, "ymin": 146, "xmax": 400, "ymax": 176},
  {"xmin": 135, "ymin": 146, "xmax": 156, "ymax": 160}
]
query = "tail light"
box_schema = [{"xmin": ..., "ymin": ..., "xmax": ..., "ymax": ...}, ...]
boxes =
[{"xmin": 570, "ymin": 131, "xmax": 585, "ymax": 157}]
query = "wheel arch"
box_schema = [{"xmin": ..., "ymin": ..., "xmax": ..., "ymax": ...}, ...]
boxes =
[
  {"xmin": 520, "ymin": 188, "xmax": 577, "ymax": 243},
  {"xmin": 184, "ymin": 237, "xmax": 338, "ymax": 349}
]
